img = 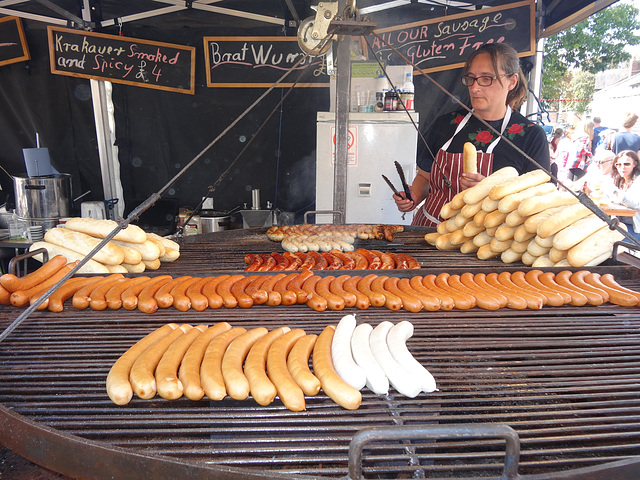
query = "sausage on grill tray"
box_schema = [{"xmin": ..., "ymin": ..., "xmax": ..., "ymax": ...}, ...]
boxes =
[
  {"xmin": 329, "ymin": 274, "xmax": 357, "ymax": 308},
  {"xmin": 584, "ymin": 272, "xmax": 638, "ymax": 306},
  {"xmin": 342, "ymin": 275, "xmax": 370, "ymax": 310},
  {"xmin": 599, "ymin": 273, "xmax": 640, "ymax": 304},
  {"xmin": 315, "ymin": 275, "xmax": 346, "ymax": 311},
  {"xmin": 217, "ymin": 274, "xmax": 245, "ymax": 308},
  {"xmin": 106, "ymin": 276, "xmax": 150, "ymax": 310},
  {"xmin": 202, "ymin": 275, "xmax": 230, "ymax": 309},
  {"xmin": 120, "ymin": 276, "xmax": 154, "ymax": 311},
  {"xmin": 523, "ymin": 270, "xmax": 570, "ymax": 306},
  {"xmin": 201, "ymin": 327, "xmax": 247, "ymax": 401},
  {"xmin": 273, "ymin": 273, "xmax": 299, "ymax": 306},
  {"xmin": 137, "ymin": 275, "xmax": 172, "ymax": 314},
  {"xmin": 244, "ymin": 275, "xmax": 269, "ymax": 305},
  {"xmin": 434, "ymin": 273, "xmax": 477, "ymax": 310},
  {"xmin": 222, "ymin": 327, "xmax": 269, "ymax": 401},
  {"xmin": 130, "ymin": 324, "xmax": 191, "ymax": 400},
  {"xmin": 245, "ymin": 326, "xmax": 291, "ymax": 406},
  {"xmin": 313, "ymin": 325, "xmax": 362, "ymax": 410},
  {"xmin": 385, "ymin": 277, "xmax": 422, "ymax": 312},
  {"xmin": 399, "ymin": 277, "xmax": 440, "ymax": 311},
  {"xmin": 261, "ymin": 273, "xmax": 286, "ymax": 306},
  {"xmin": 356, "ymin": 249, "xmax": 381, "ymax": 269},
  {"xmin": 107, "ymin": 323, "xmax": 179, "ymax": 405},
  {"xmin": 301, "ymin": 275, "xmax": 327, "ymax": 312},
  {"xmin": 283, "ymin": 252, "xmax": 303, "ymax": 271},
  {"xmin": 345, "ymin": 251, "xmax": 368, "ymax": 270},
  {"xmin": 244, "ymin": 253, "xmax": 263, "ymax": 271},
  {"xmin": 89, "ymin": 277, "xmax": 128, "ymax": 311},
  {"xmin": 484, "ymin": 273, "xmax": 528, "ymax": 310},
  {"xmin": 570, "ymin": 270, "xmax": 610, "ymax": 304},
  {"xmin": 370, "ymin": 275, "xmax": 402, "ymax": 311},
  {"xmin": 171, "ymin": 276, "xmax": 201, "ymax": 312},
  {"xmin": 357, "ymin": 274, "xmax": 386, "ymax": 307},
  {"xmin": 496, "ymin": 272, "xmax": 544, "ymax": 309},
  {"xmin": 537, "ymin": 271, "xmax": 588, "ymax": 306},
  {"xmin": 457, "ymin": 272, "xmax": 503, "ymax": 310},
  {"xmin": 179, "ymin": 322, "xmax": 232, "ymax": 401},
  {"xmin": 287, "ymin": 334, "xmax": 321, "ymax": 396},
  {"xmin": 10, "ymin": 261, "xmax": 79, "ymax": 308},
  {"xmin": 267, "ymin": 328, "xmax": 307, "ymax": 411},
  {"xmin": 287, "ymin": 271, "xmax": 313, "ymax": 304},
  {"xmin": 409, "ymin": 276, "xmax": 452, "ymax": 311},
  {"xmin": 186, "ymin": 276, "xmax": 213, "ymax": 311},
  {"xmin": 157, "ymin": 324, "xmax": 208, "ymax": 400},
  {"xmin": 555, "ymin": 270, "xmax": 603, "ymax": 306},
  {"xmin": 1, "ymin": 254, "xmax": 67, "ymax": 293},
  {"xmin": 40, "ymin": 277, "xmax": 91, "ymax": 312},
  {"xmin": 230, "ymin": 275, "xmax": 258, "ymax": 309},
  {"xmin": 71, "ymin": 273, "xmax": 123, "ymax": 311}
]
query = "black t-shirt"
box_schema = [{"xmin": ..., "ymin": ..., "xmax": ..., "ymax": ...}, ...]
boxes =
[{"xmin": 417, "ymin": 109, "xmax": 551, "ymax": 175}]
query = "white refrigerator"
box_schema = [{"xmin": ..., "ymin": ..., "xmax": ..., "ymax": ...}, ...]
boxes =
[{"xmin": 315, "ymin": 111, "xmax": 419, "ymax": 224}]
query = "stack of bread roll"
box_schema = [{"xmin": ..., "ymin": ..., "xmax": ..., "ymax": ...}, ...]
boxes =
[
  {"xmin": 425, "ymin": 167, "xmax": 626, "ymax": 268},
  {"xmin": 29, "ymin": 217, "xmax": 180, "ymax": 274}
]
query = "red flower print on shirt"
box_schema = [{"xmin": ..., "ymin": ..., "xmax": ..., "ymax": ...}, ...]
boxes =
[
  {"xmin": 507, "ymin": 124, "xmax": 523, "ymax": 135},
  {"xmin": 474, "ymin": 130, "xmax": 494, "ymax": 145},
  {"xmin": 453, "ymin": 114, "xmax": 465, "ymax": 125}
]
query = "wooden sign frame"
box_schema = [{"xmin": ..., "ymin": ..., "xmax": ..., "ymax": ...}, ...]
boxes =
[
  {"xmin": 47, "ymin": 26, "xmax": 196, "ymax": 95},
  {"xmin": 0, "ymin": 16, "xmax": 30, "ymax": 67},
  {"xmin": 203, "ymin": 36, "xmax": 330, "ymax": 88},
  {"xmin": 370, "ymin": 0, "xmax": 535, "ymax": 74}
]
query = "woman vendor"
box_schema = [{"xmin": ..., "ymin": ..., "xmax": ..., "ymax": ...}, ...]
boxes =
[{"xmin": 394, "ymin": 43, "xmax": 551, "ymax": 226}]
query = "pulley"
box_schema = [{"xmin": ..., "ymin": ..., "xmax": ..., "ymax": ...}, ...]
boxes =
[{"xmin": 297, "ymin": 2, "xmax": 339, "ymax": 56}]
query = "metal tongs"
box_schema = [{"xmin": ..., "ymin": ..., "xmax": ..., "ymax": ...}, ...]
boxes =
[{"xmin": 382, "ymin": 161, "xmax": 413, "ymax": 220}]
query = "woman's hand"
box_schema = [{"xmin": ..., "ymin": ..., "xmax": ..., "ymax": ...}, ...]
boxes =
[
  {"xmin": 393, "ymin": 188, "xmax": 417, "ymax": 213},
  {"xmin": 460, "ymin": 172, "xmax": 485, "ymax": 190}
]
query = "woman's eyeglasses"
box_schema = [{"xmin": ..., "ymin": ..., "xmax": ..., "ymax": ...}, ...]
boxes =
[
  {"xmin": 461, "ymin": 73, "xmax": 513, "ymax": 87},
  {"xmin": 615, "ymin": 162, "xmax": 633, "ymax": 167},
  {"xmin": 597, "ymin": 159, "xmax": 613, "ymax": 165}
]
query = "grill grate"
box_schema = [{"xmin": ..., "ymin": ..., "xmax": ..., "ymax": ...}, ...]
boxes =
[{"xmin": 1, "ymin": 227, "xmax": 640, "ymax": 479}]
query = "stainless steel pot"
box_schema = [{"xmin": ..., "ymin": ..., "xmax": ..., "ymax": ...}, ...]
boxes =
[
  {"xmin": 201, "ymin": 213, "xmax": 231, "ymax": 233},
  {"xmin": 13, "ymin": 174, "xmax": 71, "ymax": 228}
]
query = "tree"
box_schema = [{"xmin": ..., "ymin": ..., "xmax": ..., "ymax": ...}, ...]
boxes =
[{"xmin": 542, "ymin": 2, "xmax": 640, "ymax": 113}]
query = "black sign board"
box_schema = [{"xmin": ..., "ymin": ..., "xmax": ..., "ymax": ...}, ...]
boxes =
[
  {"xmin": 203, "ymin": 36, "xmax": 329, "ymax": 88},
  {"xmin": 369, "ymin": 0, "xmax": 535, "ymax": 73},
  {"xmin": 0, "ymin": 16, "xmax": 30, "ymax": 67},
  {"xmin": 47, "ymin": 26, "xmax": 196, "ymax": 95}
]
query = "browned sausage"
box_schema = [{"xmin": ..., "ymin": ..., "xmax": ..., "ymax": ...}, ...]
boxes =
[
  {"xmin": 273, "ymin": 273, "xmax": 299, "ymax": 306},
  {"xmin": 301, "ymin": 275, "xmax": 327, "ymax": 312},
  {"xmin": 328, "ymin": 274, "xmax": 357, "ymax": 308},
  {"xmin": 342, "ymin": 275, "xmax": 370, "ymax": 310},
  {"xmin": 583, "ymin": 272, "xmax": 639, "ymax": 307},
  {"xmin": 283, "ymin": 251, "xmax": 303, "ymax": 271},
  {"xmin": 471, "ymin": 273, "xmax": 509, "ymax": 309},
  {"xmin": 1, "ymin": 254, "xmax": 68, "ymax": 293},
  {"xmin": 244, "ymin": 275, "xmax": 269, "ymax": 305},
  {"xmin": 217, "ymin": 274, "xmax": 245, "ymax": 308},
  {"xmin": 370, "ymin": 275, "xmax": 402, "ymax": 310},
  {"xmin": 230, "ymin": 275, "xmax": 258, "ymax": 309},
  {"xmin": 451, "ymin": 273, "xmax": 502, "ymax": 311},
  {"xmin": 384, "ymin": 276, "xmax": 422, "ymax": 312},
  {"xmin": 524, "ymin": 270, "xmax": 571, "ymax": 306},
  {"xmin": 330, "ymin": 249, "xmax": 355, "ymax": 270},
  {"xmin": 495, "ymin": 272, "xmax": 544, "ymax": 310},
  {"xmin": 315, "ymin": 275, "xmax": 346, "ymax": 310},
  {"xmin": 106, "ymin": 276, "xmax": 150, "ymax": 310},
  {"xmin": 356, "ymin": 274, "xmax": 386, "ymax": 307},
  {"xmin": 154, "ymin": 276, "xmax": 188, "ymax": 309},
  {"xmin": 569, "ymin": 270, "xmax": 609, "ymax": 304},
  {"xmin": 10, "ymin": 261, "xmax": 79, "ymax": 308},
  {"xmin": 508, "ymin": 271, "xmax": 550, "ymax": 307},
  {"xmin": 186, "ymin": 276, "xmax": 214, "ymax": 311},
  {"xmin": 260, "ymin": 273, "xmax": 285, "ymax": 306},
  {"xmin": 555, "ymin": 270, "xmax": 603, "ymax": 306},
  {"xmin": 599, "ymin": 273, "xmax": 640, "ymax": 304},
  {"xmin": 285, "ymin": 271, "xmax": 313, "ymax": 304},
  {"xmin": 409, "ymin": 275, "xmax": 452, "ymax": 311},
  {"xmin": 433, "ymin": 273, "xmax": 477, "ymax": 310},
  {"xmin": 244, "ymin": 253, "xmax": 263, "ymax": 271},
  {"xmin": 69, "ymin": 273, "xmax": 124, "ymax": 311},
  {"xmin": 202, "ymin": 275, "xmax": 230, "ymax": 309},
  {"xmin": 345, "ymin": 251, "xmax": 368, "ymax": 270},
  {"xmin": 171, "ymin": 276, "xmax": 201, "ymax": 312},
  {"xmin": 356, "ymin": 249, "xmax": 381, "ymax": 269},
  {"xmin": 537, "ymin": 272, "xmax": 588, "ymax": 307}
]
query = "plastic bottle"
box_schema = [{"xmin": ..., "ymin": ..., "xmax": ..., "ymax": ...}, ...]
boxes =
[{"xmin": 400, "ymin": 72, "xmax": 415, "ymax": 111}]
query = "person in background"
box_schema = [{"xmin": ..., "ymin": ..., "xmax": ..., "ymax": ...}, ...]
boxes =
[
  {"xmin": 572, "ymin": 148, "xmax": 615, "ymax": 197},
  {"xmin": 393, "ymin": 43, "xmax": 550, "ymax": 226},
  {"xmin": 569, "ymin": 120, "xmax": 594, "ymax": 181},
  {"xmin": 548, "ymin": 127, "xmax": 564, "ymax": 183},
  {"xmin": 591, "ymin": 116, "xmax": 607, "ymax": 152},
  {"xmin": 596, "ymin": 128, "xmax": 617, "ymax": 154},
  {"xmin": 554, "ymin": 126, "xmax": 575, "ymax": 185},
  {"xmin": 611, "ymin": 113, "xmax": 640, "ymax": 154},
  {"xmin": 604, "ymin": 150, "xmax": 640, "ymax": 241}
]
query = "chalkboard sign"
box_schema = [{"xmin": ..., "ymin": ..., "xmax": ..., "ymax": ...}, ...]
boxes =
[
  {"xmin": 0, "ymin": 16, "xmax": 30, "ymax": 67},
  {"xmin": 369, "ymin": 0, "xmax": 535, "ymax": 74},
  {"xmin": 203, "ymin": 36, "xmax": 329, "ymax": 88},
  {"xmin": 47, "ymin": 26, "xmax": 196, "ymax": 95}
]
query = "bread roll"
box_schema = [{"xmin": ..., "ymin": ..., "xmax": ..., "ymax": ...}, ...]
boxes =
[
  {"xmin": 501, "ymin": 248, "xmax": 522, "ymax": 264},
  {"xmin": 29, "ymin": 241, "xmax": 110, "ymax": 274},
  {"xmin": 548, "ymin": 247, "xmax": 568, "ymax": 263},
  {"xmin": 523, "ymin": 206, "xmax": 566, "ymax": 234},
  {"xmin": 462, "ymin": 167, "xmax": 519, "ymax": 205},
  {"xmin": 159, "ymin": 248, "xmax": 180, "ymax": 263},
  {"xmin": 527, "ymin": 240, "xmax": 550, "ymax": 257},
  {"xmin": 472, "ymin": 231, "xmax": 493, "ymax": 248},
  {"xmin": 44, "ymin": 228, "xmax": 125, "ymax": 266},
  {"xmin": 122, "ymin": 262, "xmax": 146, "ymax": 273},
  {"xmin": 534, "ymin": 234, "xmax": 555, "ymax": 249},
  {"xmin": 461, "ymin": 201, "xmax": 483, "ymax": 219},
  {"xmin": 477, "ymin": 244, "xmax": 500, "ymax": 260},
  {"xmin": 497, "ymin": 182, "xmax": 557, "ymax": 213},
  {"xmin": 505, "ymin": 209, "xmax": 526, "ymax": 227},
  {"xmin": 463, "ymin": 222, "xmax": 485, "ymax": 237},
  {"xmin": 435, "ymin": 232, "xmax": 458, "ymax": 250},
  {"xmin": 463, "ymin": 142, "xmax": 477, "ymax": 174},
  {"xmin": 440, "ymin": 202, "xmax": 460, "ymax": 220},
  {"xmin": 532, "ymin": 254, "xmax": 555, "ymax": 268},
  {"xmin": 489, "ymin": 169, "xmax": 551, "ymax": 201},
  {"xmin": 449, "ymin": 229, "xmax": 469, "ymax": 246},
  {"xmin": 449, "ymin": 191, "xmax": 467, "ymax": 210},
  {"xmin": 518, "ymin": 191, "xmax": 578, "ymax": 217},
  {"xmin": 489, "ymin": 237, "xmax": 512, "ymax": 253},
  {"xmin": 513, "ymin": 224, "xmax": 535, "ymax": 243},
  {"xmin": 537, "ymin": 203, "xmax": 592, "ymax": 239},
  {"xmin": 473, "ymin": 210, "xmax": 489, "ymax": 227},
  {"xmin": 112, "ymin": 240, "xmax": 161, "ymax": 261},
  {"xmin": 64, "ymin": 217, "xmax": 147, "ymax": 244},
  {"xmin": 495, "ymin": 224, "xmax": 516, "ymax": 242},
  {"xmin": 425, "ymin": 232, "xmax": 439, "ymax": 245},
  {"xmin": 510, "ymin": 239, "xmax": 530, "ymax": 254},
  {"xmin": 552, "ymin": 214, "xmax": 607, "ymax": 251},
  {"xmin": 567, "ymin": 227, "xmax": 625, "ymax": 267},
  {"xmin": 460, "ymin": 239, "xmax": 479, "ymax": 254},
  {"xmin": 147, "ymin": 232, "xmax": 180, "ymax": 252},
  {"xmin": 484, "ymin": 210, "xmax": 508, "ymax": 229}
]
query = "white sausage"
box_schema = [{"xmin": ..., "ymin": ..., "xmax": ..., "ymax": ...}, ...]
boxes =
[
  {"xmin": 370, "ymin": 321, "xmax": 421, "ymax": 398},
  {"xmin": 387, "ymin": 321, "xmax": 437, "ymax": 393},
  {"xmin": 350, "ymin": 323, "xmax": 389, "ymax": 395},
  {"xmin": 331, "ymin": 314, "xmax": 366, "ymax": 390}
]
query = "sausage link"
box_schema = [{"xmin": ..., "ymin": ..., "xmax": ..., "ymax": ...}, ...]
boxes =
[
  {"xmin": 271, "ymin": 252, "xmax": 290, "ymax": 271},
  {"xmin": 509, "ymin": 271, "xmax": 550, "ymax": 307},
  {"xmin": 315, "ymin": 275, "xmax": 346, "ymax": 310},
  {"xmin": 309, "ymin": 251, "xmax": 328, "ymax": 270},
  {"xmin": 230, "ymin": 275, "xmax": 258, "ymax": 309},
  {"xmin": 217, "ymin": 274, "xmax": 245, "ymax": 308},
  {"xmin": 484, "ymin": 273, "xmax": 528, "ymax": 310},
  {"xmin": 40, "ymin": 277, "xmax": 89, "ymax": 312},
  {"xmin": 299, "ymin": 252, "xmax": 316, "ymax": 270},
  {"xmin": 470, "ymin": 273, "xmax": 509, "ymax": 309},
  {"xmin": 273, "ymin": 273, "xmax": 299, "ymax": 306},
  {"xmin": 287, "ymin": 334, "xmax": 321, "ymax": 396},
  {"xmin": 285, "ymin": 271, "xmax": 313, "ymax": 304},
  {"xmin": 356, "ymin": 274, "xmax": 386, "ymax": 307},
  {"xmin": 267, "ymin": 329, "xmax": 307, "ymax": 411},
  {"xmin": 555, "ymin": 270, "xmax": 603, "ymax": 306},
  {"xmin": 1, "ymin": 254, "xmax": 68, "ymax": 292},
  {"xmin": 202, "ymin": 275, "xmax": 230, "ymax": 309},
  {"xmin": 356, "ymin": 249, "xmax": 381, "ymax": 269},
  {"xmin": 222, "ymin": 327, "xmax": 269, "ymax": 400},
  {"xmin": 156, "ymin": 325, "xmax": 208, "ymax": 400},
  {"xmin": 257, "ymin": 253, "xmax": 276, "ymax": 271},
  {"xmin": 244, "ymin": 253, "xmax": 263, "ymax": 271},
  {"xmin": 496, "ymin": 272, "xmax": 544, "ymax": 309},
  {"xmin": 342, "ymin": 275, "xmax": 370, "ymax": 310},
  {"xmin": 244, "ymin": 275, "xmax": 269, "ymax": 305},
  {"xmin": 154, "ymin": 276, "xmax": 188, "ymax": 309},
  {"xmin": 313, "ymin": 325, "xmax": 362, "ymax": 410},
  {"xmin": 524, "ymin": 270, "xmax": 571, "ymax": 306},
  {"xmin": 370, "ymin": 275, "xmax": 402, "ymax": 310},
  {"xmin": 584, "ymin": 272, "xmax": 638, "ymax": 307},
  {"xmin": 569, "ymin": 270, "xmax": 609, "ymax": 304},
  {"xmin": 179, "ymin": 322, "xmax": 232, "ymax": 401},
  {"xmin": 120, "ymin": 276, "xmax": 157, "ymax": 311},
  {"xmin": 106, "ymin": 276, "xmax": 150, "ymax": 310},
  {"xmin": 451, "ymin": 273, "xmax": 501, "ymax": 311},
  {"xmin": 330, "ymin": 249, "xmax": 355, "ymax": 270},
  {"xmin": 70, "ymin": 273, "xmax": 123, "ymax": 311},
  {"xmin": 10, "ymin": 261, "xmax": 79, "ymax": 308},
  {"xmin": 329, "ymin": 274, "xmax": 357, "ymax": 308},
  {"xmin": 301, "ymin": 275, "xmax": 327, "ymax": 312},
  {"xmin": 322, "ymin": 252, "xmax": 342, "ymax": 270},
  {"xmin": 599, "ymin": 273, "xmax": 640, "ymax": 304},
  {"xmin": 185, "ymin": 276, "xmax": 213, "ymax": 311},
  {"xmin": 136, "ymin": 275, "xmax": 173, "ymax": 313},
  {"xmin": 201, "ymin": 327, "xmax": 247, "ymax": 400},
  {"xmin": 399, "ymin": 253, "xmax": 420, "ymax": 269},
  {"xmin": 434, "ymin": 273, "xmax": 476, "ymax": 310},
  {"xmin": 409, "ymin": 276, "xmax": 452, "ymax": 311},
  {"xmin": 538, "ymin": 272, "xmax": 588, "ymax": 307},
  {"xmin": 0, "ymin": 285, "xmax": 9, "ymax": 305},
  {"xmin": 245, "ymin": 326, "xmax": 291, "ymax": 406},
  {"xmin": 384, "ymin": 276, "xmax": 422, "ymax": 312},
  {"xmin": 345, "ymin": 251, "xmax": 369, "ymax": 270},
  {"xmin": 260, "ymin": 273, "xmax": 285, "ymax": 306},
  {"xmin": 87, "ymin": 277, "xmax": 128, "ymax": 311},
  {"xmin": 107, "ymin": 323, "xmax": 179, "ymax": 405},
  {"xmin": 130, "ymin": 324, "xmax": 192, "ymax": 399},
  {"xmin": 171, "ymin": 276, "xmax": 201, "ymax": 312},
  {"xmin": 283, "ymin": 251, "xmax": 303, "ymax": 271}
]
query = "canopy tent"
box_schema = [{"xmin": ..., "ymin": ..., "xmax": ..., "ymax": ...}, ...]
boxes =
[{"xmin": 0, "ymin": 0, "xmax": 618, "ymax": 226}]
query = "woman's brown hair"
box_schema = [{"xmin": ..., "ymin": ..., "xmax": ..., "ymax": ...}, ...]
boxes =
[
  {"xmin": 462, "ymin": 43, "xmax": 528, "ymax": 110},
  {"xmin": 611, "ymin": 150, "xmax": 640, "ymax": 189}
]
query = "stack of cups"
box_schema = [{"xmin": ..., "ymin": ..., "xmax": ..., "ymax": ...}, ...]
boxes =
[{"xmin": 28, "ymin": 225, "xmax": 44, "ymax": 242}]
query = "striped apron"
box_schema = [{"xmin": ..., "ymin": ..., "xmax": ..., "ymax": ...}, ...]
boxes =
[{"xmin": 413, "ymin": 107, "xmax": 512, "ymax": 227}]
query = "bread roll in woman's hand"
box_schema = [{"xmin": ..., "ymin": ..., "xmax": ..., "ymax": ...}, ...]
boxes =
[{"xmin": 463, "ymin": 142, "xmax": 477, "ymax": 175}]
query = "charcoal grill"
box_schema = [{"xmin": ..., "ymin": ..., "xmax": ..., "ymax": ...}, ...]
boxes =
[{"xmin": 1, "ymin": 227, "xmax": 640, "ymax": 479}]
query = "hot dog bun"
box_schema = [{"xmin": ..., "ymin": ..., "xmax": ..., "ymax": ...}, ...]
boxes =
[{"xmin": 463, "ymin": 142, "xmax": 477, "ymax": 174}]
